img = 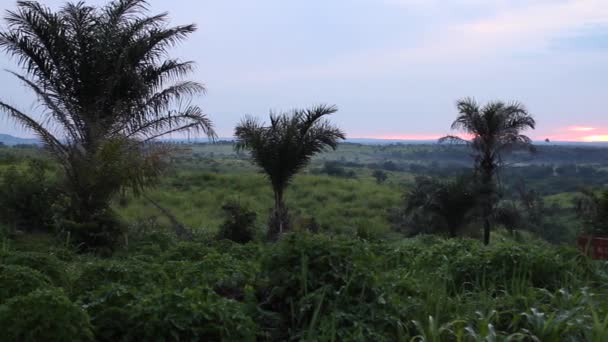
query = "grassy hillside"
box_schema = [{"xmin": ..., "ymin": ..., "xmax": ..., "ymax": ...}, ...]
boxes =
[{"xmin": 118, "ymin": 172, "xmax": 400, "ymax": 237}]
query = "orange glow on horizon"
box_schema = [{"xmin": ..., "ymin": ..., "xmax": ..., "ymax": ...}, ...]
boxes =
[
  {"xmin": 368, "ymin": 134, "xmax": 443, "ymax": 140},
  {"xmin": 361, "ymin": 133, "xmax": 473, "ymax": 141},
  {"xmin": 362, "ymin": 132, "xmax": 608, "ymax": 143},
  {"xmin": 581, "ymin": 135, "xmax": 608, "ymax": 142}
]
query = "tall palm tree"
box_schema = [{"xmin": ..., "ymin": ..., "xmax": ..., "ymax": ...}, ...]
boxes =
[
  {"xmin": 234, "ymin": 105, "xmax": 345, "ymax": 239},
  {"xmin": 440, "ymin": 98, "xmax": 535, "ymax": 245},
  {"xmin": 0, "ymin": 0, "xmax": 214, "ymax": 249}
]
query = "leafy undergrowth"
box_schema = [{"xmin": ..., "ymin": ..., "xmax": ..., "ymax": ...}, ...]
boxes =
[{"xmin": 1, "ymin": 233, "xmax": 608, "ymax": 341}]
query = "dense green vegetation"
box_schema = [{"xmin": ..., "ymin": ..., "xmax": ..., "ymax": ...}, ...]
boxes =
[
  {"xmin": 1, "ymin": 231, "xmax": 607, "ymax": 341},
  {"xmin": 0, "ymin": 0, "xmax": 214, "ymax": 251},
  {"xmin": 1, "ymin": 0, "xmax": 608, "ymax": 340},
  {"xmin": 2, "ymin": 141, "xmax": 608, "ymax": 340}
]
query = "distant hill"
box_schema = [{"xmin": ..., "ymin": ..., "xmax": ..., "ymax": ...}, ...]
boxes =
[{"xmin": 0, "ymin": 133, "xmax": 40, "ymax": 146}]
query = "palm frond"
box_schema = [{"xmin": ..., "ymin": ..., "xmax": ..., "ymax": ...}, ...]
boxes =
[{"xmin": 0, "ymin": 101, "xmax": 65, "ymax": 157}]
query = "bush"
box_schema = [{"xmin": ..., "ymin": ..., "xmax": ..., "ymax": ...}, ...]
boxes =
[
  {"xmin": 162, "ymin": 241, "xmax": 211, "ymax": 261},
  {"xmin": 126, "ymin": 286, "xmax": 257, "ymax": 341},
  {"xmin": 0, "ymin": 288, "xmax": 93, "ymax": 341},
  {"xmin": 1, "ymin": 251, "xmax": 69, "ymax": 288},
  {"xmin": 372, "ymin": 169, "xmax": 388, "ymax": 184},
  {"xmin": 79, "ymin": 284, "xmax": 139, "ymax": 342},
  {"xmin": 259, "ymin": 233, "xmax": 403, "ymax": 341},
  {"xmin": 0, "ymin": 264, "xmax": 52, "ymax": 302},
  {"xmin": 413, "ymin": 238, "xmax": 584, "ymax": 291},
  {"xmin": 216, "ymin": 201, "xmax": 257, "ymax": 243},
  {"xmin": 60, "ymin": 209, "xmax": 126, "ymax": 254},
  {"xmin": 167, "ymin": 250, "xmax": 258, "ymax": 299},
  {"xmin": 74, "ymin": 259, "xmax": 168, "ymax": 295},
  {"xmin": 0, "ymin": 159, "xmax": 59, "ymax": 232}
]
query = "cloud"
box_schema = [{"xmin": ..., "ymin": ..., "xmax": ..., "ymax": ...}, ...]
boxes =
[
  {"xmin": 568, "ymin": 126, "xmax": 597, "ymax": 132},
  {"xmin": 222, "ymin": 0, "xmax": 608, "ymax": 86}
]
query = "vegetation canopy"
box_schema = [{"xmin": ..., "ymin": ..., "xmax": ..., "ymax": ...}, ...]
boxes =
[
  {"xmin": 234, "ymin": 105, "xmax": 345, "ymax": 238},
  {"xmin": 0, "ymin": 0, "xmax": 214, "ymax": 249}
]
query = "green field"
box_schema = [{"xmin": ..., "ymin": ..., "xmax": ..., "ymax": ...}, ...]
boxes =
[{"xmin": 2, "ymin": 143, "xmax": 608, "ymax": 340}]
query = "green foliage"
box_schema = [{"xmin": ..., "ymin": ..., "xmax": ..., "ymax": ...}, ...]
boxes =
[
  {"xmin": 1, "ymin": 251, "xmax": 69, "ymax": 288},
  {"xmin": 317, "ymin": 161, "xmax": 357, "ymax": 178},
  {"xmin": 165, "ymin": 250, "xmax": 259, "ymax": 300},
  {"xmin": 0, "ymin": 230, "xmax": 606, "ymax": 340},
  {"xmin": 216, "ymin": 201, "xmax": 257, "ymax": 243},
  {"xmin": 126, "ymin": 286, "xmax": 257, "ymax": 341},
  {"xmin": 0, "ymin": 288, "xmax": 94, "ymax": 342},
  {"xmin": 0, "ymin": 264, "xmax": 51, "ymax": 302},
  {"xmin": 372, "ymin": 169, "xmax": 388, "ymax": 184},
  {"xmin": 119, "ymin": 172, "xmax": 400, "ymax": 238},
  {"xmin": 398, "ymin": 176, "xmax": 479, "ymax": 237},
  {"xmin": 235, "ymin": 105, "xmax": 345, "ymax": 238},
  {"xmin": 0, "ymin": 159, "xmax": 59, "ymax": 232},
  {"xmin": 74, "ymin": 259, "xmax": 168, "ymax": 296},
  {"xmin": 413, "ymin": 238, "xmax": 587, "ymax": 291},
  {"xmin": 60, "ymin": 209, "xmax": 127, "ymax": 254},
  {"xmin": 80, "ymin": 284, "xmax": 139, "ymax": 342},
  {"xmin": 0, "ymin": 0, "xmax": 214, "ymax": 250},
  {"xmin": 441, "ymin": 97, "xmax": 536, "ymax": 245},
  {"xmin": 259, "ymin": 233, "xmax": 404, "ymax": 341},
  {"xmin": 575, "ymin": 189, "xmax": 608, "ymax": 236}
]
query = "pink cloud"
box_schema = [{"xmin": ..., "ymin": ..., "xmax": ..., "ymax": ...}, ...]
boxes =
[{"xmin": 567, "ymin": 126, "xmax": 596, "ymax": 132}]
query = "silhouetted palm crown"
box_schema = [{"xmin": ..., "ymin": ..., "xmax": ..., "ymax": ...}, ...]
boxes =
[
  {"xmin": 235, "ymin": 105, "xmax": 345, "ymax": 194},
  {"xmin": 440, "ymin": 98, "xmax": 536, "ymax": 175}
]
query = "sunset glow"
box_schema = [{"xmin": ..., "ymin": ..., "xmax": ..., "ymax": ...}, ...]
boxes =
[
  {"xmin": 365, "ymin": 129, "xmax": 608, "ymax": 143},
  {"xmin": 369, "ymin": 134, "xmax": 443, "ymax": 140},
  {"xmin": 582, "ymin": 135, "xmax": 608, "ymax": 142},
  {"xmin": 544, "ymin": 126, "xmax": 608, "ymax": 142},
  {"xmin": 568, "ymin": 126, "xmax": 596, "ymax": 132}
]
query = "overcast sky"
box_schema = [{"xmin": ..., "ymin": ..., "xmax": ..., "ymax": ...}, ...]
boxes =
[{"xmin": 1, "ymin": 0, "xmax": 607, "ymax": 141}]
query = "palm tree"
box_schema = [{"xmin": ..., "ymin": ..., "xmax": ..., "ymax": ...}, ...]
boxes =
[
  {"xmin": 574, "ymin": 189, "xmax": 608, "ymax": 236},
  {"xmin": 440, "ymin": 98, "xmax": 535, "ymax": 245},
  {"xmin": 0, "ymin": 0, "xmax": 214, "ymax": 249},
  {"xmin": 234, "ymin": 105, "xmax": 345, "ymax": 239}
]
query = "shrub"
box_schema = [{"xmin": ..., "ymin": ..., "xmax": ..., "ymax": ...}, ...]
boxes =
[
  {"xmin": 1, "ymin": 251, "xmax": 69, "ymax": 288},
  {"xmin": 60, "ymin": 209, "xmax": 126, "ymax": 254},
  {"xmin": 74, "ymin": 259, "xmax": 168, "ymax": 295},
  {"xmin": 0, "ymin": 264, "xmax": 52, "ymax": 302},
  {"xmin": 372, "ymin": 169, "xmax": 388, "ymax": 184},
  {"xmin": 259, "ymin": 233, "xmax": 403, "ymax": 341},
  {"xmin": 0, "ymin": 288, "xmax": 93, "ymax": 341},
  {"xmin": 216, "ymin": 201, "xmax": 257, "ymax": 243},
  {"xmin": 79, "ymin": 284, "xmax": 139, "ymax": 342},
  {"xmin": 126, "ymin": 286, "xmax": 257, "ymax": 341},
  {"xmin": 413, "ymin": 238, "xmax": 584, "ymax": 291},
  {"xmin": 167, "ymin": 250, "xmax": 258, "ymax": 299},
  {"xmin": 0, "ymin": 160, "xmax": 59, "ymax": 232},
  {"xmin": 162, "ymin": 241, "xmax": 212, "ymax": 261}
]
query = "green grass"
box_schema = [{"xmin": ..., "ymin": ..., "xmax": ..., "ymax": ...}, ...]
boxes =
[{"xmin": 118, "ymin": 172, "xmax": 401, "ymax": 236}]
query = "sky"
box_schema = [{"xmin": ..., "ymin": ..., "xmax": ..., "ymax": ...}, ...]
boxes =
[{"xmin": 0, "ymin": 0, "xmax": 607, "ymax": 141}]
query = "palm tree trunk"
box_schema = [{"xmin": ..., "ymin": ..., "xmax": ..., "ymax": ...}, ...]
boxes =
[
  {"xmin": 481, "ymin": 164, "xmax": 495, "ymax": 246},
  {"xmin": 269, "ymin": 188, "xmax": 289, "ymax": 240},
  {"xmin": 483, "ymin": 216, "xmax": 491, "ymax": 245}
]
